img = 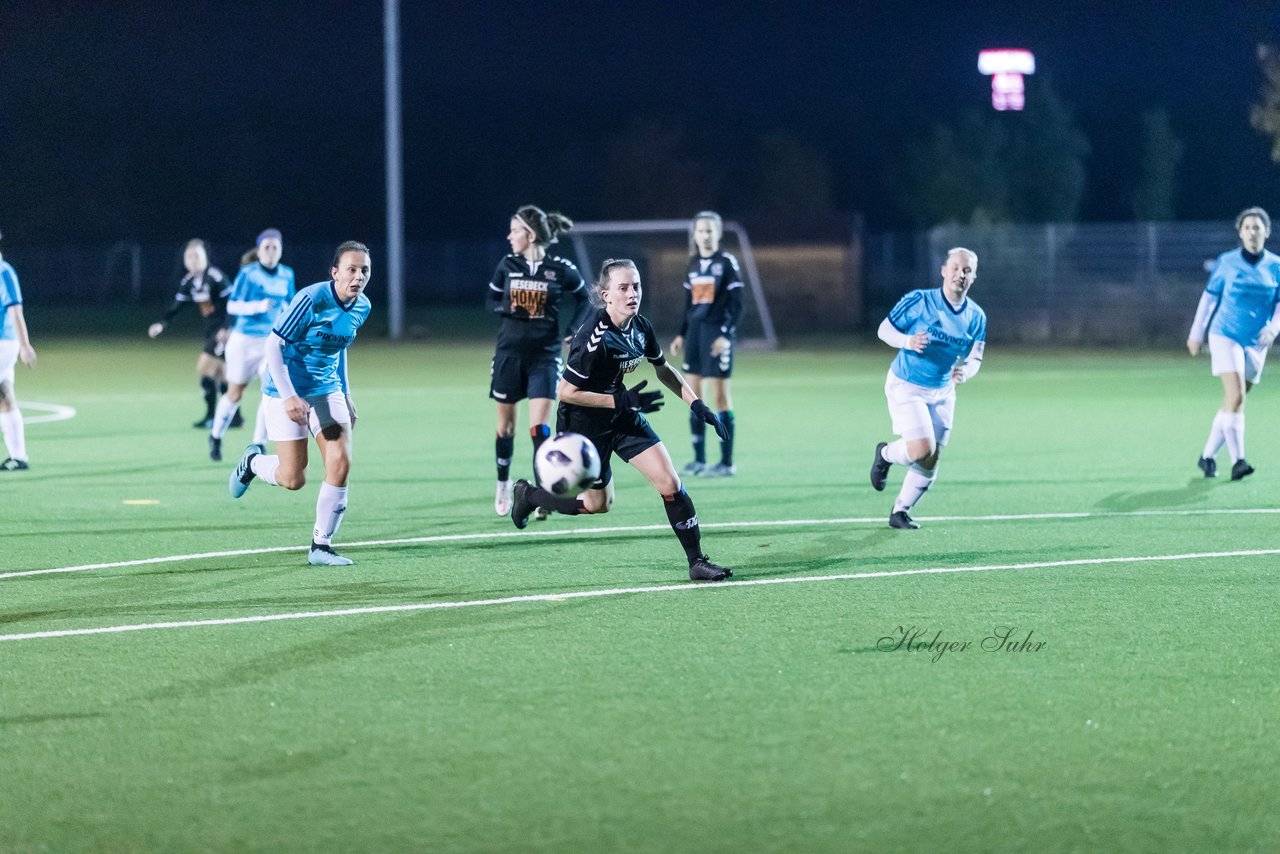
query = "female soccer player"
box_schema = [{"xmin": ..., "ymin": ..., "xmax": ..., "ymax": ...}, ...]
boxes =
[
  {"xmin": 0, "ymin": 228, "xmax": 37, "ymax": 472},
  {"xmin": 1187, "ymin": 206, "xmax": 1280, "ymax": 481},
  {"xmin": 228, "ymin": 241, "xmax": 373, "ymax": 567},
  {"xmin": 868, "ymin": 248, "xmax": 986, "ymax": 529},
  {"xmin": 208, "ymin": 229, "xmax": 295, "ymax": 461},
  {"xmin": 669, "ymin": 211, "xmax": 743, "ymax": 477},
  {"xmin": 510, "ymin": 258, "xmax": 733, "ymax": 582},
  {"xmin": 487, "ymin": 205, "xmax": 589, "ymax": 516},
  {"xmin": 147, "ymin": 238, "xmax": 234, "ymax": 428}
]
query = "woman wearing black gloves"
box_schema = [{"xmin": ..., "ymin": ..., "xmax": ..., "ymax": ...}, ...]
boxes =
[{"xmin": 510, "ymin": 258, "xmax": 733, "ymax": 582}]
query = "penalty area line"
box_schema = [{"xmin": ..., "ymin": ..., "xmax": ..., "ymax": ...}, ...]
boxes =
[
  {"xmin": 1, "ymin": 546, "xmax": 1278, "ymax": 643},
  {"xmin": 17, "ymin": 400, "xmax": 77, "ymax": 425}
]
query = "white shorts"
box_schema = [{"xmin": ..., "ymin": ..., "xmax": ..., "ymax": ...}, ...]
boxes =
[
  {"xmin": 224, "ymin": 331, "xmax": 267, "ymax": 385},
  {"xmin": 885, "ymin": 370, "xmax": 955, "ymax": 446},
  {"xmin": 1208, "ymin": 333, "xmax": 1268, "ymax": 384},
  {"xmin": 265, "ymin": 392, "xmax": 351, "ymax": 442},
  {"xmin": 0, "ymin": 340, "xmax": 16, "ymax": 384}
]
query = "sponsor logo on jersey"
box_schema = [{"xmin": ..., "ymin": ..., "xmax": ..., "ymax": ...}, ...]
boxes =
[
  {"xmin": 690, "ymin": 276, "xmax": 716, "ymax": 305},
  {"xmin": 619, "ymin": 356, "xmax": 642, "ymax": 374},
  {"xmin": 509, "ymin": 277, "xmax": 549, "ymax": 318},
  {"xmin": 928, "ymin": 325, "xmax": 970, "ymax": 347}
]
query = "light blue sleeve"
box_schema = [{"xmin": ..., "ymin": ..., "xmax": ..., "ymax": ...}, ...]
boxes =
[
  {"xmin": 0, "ymin": 266, "xmax": 22, "ymax": 307},
  {"xmin": 887, "ymin": 290, "xmax": 925, "ymax": 332}
]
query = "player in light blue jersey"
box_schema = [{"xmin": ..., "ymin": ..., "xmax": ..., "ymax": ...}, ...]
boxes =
[
  {"xmin": 208, "ymin": 229, "xmax": 295, "ymax": 462},
  {"xmin": 0, "ymin": 228, "xmax": 38, "ymax": 471},
  {"xmin": 1187, "ymin": 207, "xmax": 1280, "ymax": 481},
  {"xmin": 229, "ymin": 241, "xmax": 372, "ymax": 567},
  {"xmin": 869, "ymin": 248, "xmax": 986, "ymax": 529}
]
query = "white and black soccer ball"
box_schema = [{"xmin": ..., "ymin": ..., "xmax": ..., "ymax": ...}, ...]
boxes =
[{"xmin": 535, "ymin": 432, "xmax": 601, "ymax": 495}]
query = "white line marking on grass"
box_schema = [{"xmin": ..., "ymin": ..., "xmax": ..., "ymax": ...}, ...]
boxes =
[
  {"xmin": 4, "ymin": 506, "xmax": 1280, "ymax": 581},
  {"xmin": 2, "ymin": 547, "xmax": 1278, "ymax": 643},
  {"xmin": 17, "ymin": 400, "xmax": 77, "ymax": 424}
]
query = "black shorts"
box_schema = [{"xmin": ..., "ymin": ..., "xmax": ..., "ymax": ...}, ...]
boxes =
[
  {"xmin": 682, "ymin": 322, "xmax": 733, "ymax": 378},
  {"xmin": 202, "ymin": 332, "xmax": 226, "ymax": 359},
  {"xmin": 557, "ymin": 403, "xmax": 661, "ymax": 489},
  {"xmin": 490, "ymin": 351, "xmax": 561, "ymax": 403}
]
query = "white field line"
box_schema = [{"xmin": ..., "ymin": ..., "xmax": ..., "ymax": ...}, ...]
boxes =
[
  {"xmin": 17, "ymin": 400, "xmax": 77, "ymax": 424},
  {"xmin": 3, "ymin": 506, "xmax": 1279, "ymax": 582},
  {"xmin": 1, "ymin": 546, "xmax": 1277, "ymax": 643}
]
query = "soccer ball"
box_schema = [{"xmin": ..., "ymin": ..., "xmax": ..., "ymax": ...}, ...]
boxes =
[{"xmin": 535, "ymin": 433, "xmax": 601, "ymax": 495}]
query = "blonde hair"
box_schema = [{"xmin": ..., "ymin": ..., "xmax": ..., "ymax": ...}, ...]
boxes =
[
  {"xmin": 589, "ymin": 258, "xmax": 639, "ymax": 308},
  {"xmin": 688, "ymin": 210, "xmax": 723, "ymax": 253}
]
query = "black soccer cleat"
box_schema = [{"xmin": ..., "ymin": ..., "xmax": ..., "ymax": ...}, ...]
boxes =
[
  {"xmin": 209, "ymin": 435, "xmax": 222, "ymax": 462},
  {"xmin": 511, "ymin": 479, "xmax": 536, "ymax": 529},
  {"xmin": 688, "ymin": 555, "xmax": 733, "ymax": 582},
  {"xmin": 889, "ymin": 510, "xmax": 920, "ymax": 530},
  {"xmin": 1197, "ymin": 456, "xmax": 1217, "ymax": 478},
  {"xmin": 0, "ymin": 457, "xmax": 30, "ymax": 472},
  {"xmin": 193, "ymin": 416, "xmax": 214, "ymax": 429},
  {"xmin": 1231, "ymin": 459, "xmax": 1255, "ymax": 481},
  {"xmin": 229, "ymin": 410, "xmax": 245, "ymax": 429},
  {"xmin": 870, "ymin": 442, "xmax": 891, "ymax": 491}
]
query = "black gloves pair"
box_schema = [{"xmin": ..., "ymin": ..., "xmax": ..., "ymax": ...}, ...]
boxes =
[{"xmin": 612, "ymin": 382, "xmax": 727, "ymax": 441}]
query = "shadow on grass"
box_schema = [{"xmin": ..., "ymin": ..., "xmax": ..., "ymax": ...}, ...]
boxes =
[{"xmin": 1094, "ymin": 478, "xmax": 1216, "ymax": 512}]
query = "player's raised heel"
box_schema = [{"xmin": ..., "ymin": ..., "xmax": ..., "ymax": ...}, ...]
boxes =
[
  {"xmin": 888, "ymin": 510, "xmax": 919, "ymax": 530},
  {"xmin": 1197, "ymin": 456, "xmax": 1217, "ymax": 478},
  {"xmin": 870, "ymin": 442, "xmax": 891, "ymax": 491},
  {"xmin": 1231, "ymin": 459, "xmax": 1255, "ymax": 481},
  {"xmin": 308, "ymin": 542, "xmax": 353, "ymax": 566},
  {"xmin": 689, "ymin": 555, "xmax": 733, "ymax": 582},
  {"xmin": 495, "ymin": 480, "xmax": 512, "ymax": 516},
  {"xmin": 510, "ymin": 479, "xmax": 536, "ymax": 529},
  {"xmin": 228, "ymin": 445, "xmax": 262, "ymax": 498}
]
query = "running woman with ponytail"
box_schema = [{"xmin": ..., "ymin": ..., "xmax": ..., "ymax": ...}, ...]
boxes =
[
  {"xmin": 510, "ymin": 258, "xmax": 734, "ymax": 582},
  {"xmin": 487, "ymin": 205, "xmax": 589, "ymax": 516}
]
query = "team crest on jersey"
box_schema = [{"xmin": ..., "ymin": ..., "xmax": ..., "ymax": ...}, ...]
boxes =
[
  {"xmin": 544, "ymin": 270, "xmax": 558, "ymax": 281},
  {"xmin": 711, "ymin": 263, "xmax": 723, "ymax": 276}
]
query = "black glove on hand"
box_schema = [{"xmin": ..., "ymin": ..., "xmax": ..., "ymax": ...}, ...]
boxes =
[
  {"xmin": 691, "ymin": 399, "xmax": 728, "ymax": 441},
  {"xmin": 614, "ymin": 380, "xmax": 664, "ymax": 413}
]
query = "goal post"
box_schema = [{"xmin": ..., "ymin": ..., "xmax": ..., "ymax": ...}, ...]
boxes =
[{"xmin": 567, "ymin": 219, "xmax": 778, "ymax": 349}]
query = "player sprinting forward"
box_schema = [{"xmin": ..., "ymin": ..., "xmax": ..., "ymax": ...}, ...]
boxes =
[
  {"xmin": 147, "ymin": 239, "xmax": 234, "ymax": 429},
  {"xmin": 487, "ymin": 205, "xmax": 589, "ymax": 517},
  {"xmin": 510, "ymin": 258, "xmax": 733, "ymax": 582},
  {"xmin": 0, "ymin": 228, "xmax": 37, "ymax": 472},
  {"xmin": 229, "ymin": 241, "xmax": 372, "ymax": 567},
  {"xmin": 209, "ymin": 229, "xmax": 295, "ymax": 462},
  {"xmin": 1187, "ymin": 206, "xmax": 1280, "ymax": 481},
  {"xmin": 869, "ymin": 248, "xmax": 986, "ymax": 529},
  {"xmin": 669, "ymin": 211, "xmax": 743, "ymax": 477}
]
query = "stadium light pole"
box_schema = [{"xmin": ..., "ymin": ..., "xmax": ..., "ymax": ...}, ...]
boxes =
[{"xmin": 384, "ymin": 0, "xmax": 405, "ymax": 340}]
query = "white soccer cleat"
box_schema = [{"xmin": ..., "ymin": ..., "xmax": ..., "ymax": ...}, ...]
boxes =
[
  {"xmin": 308, "ymin": 542, "xmax": 354, "ymax": 566},
  {"xmin": 495, "ymin": 480, "xmax": 513, "ymax": 515}
]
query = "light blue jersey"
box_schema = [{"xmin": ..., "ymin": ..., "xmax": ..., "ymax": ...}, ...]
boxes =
[
  {"xmin": 0, "ymin": 261, "xmax": 21, "ymax": 341},
  {"xmin": 227, "ymin": 262, "xmax": 296, "ymax": 337},
  {"xmin": 264, "ymin": 281, "xmax": 372, "ymax": 398},
  {"xmin": 1205, "ymin": 249, "xmax": 1280, "ymax": 347},
  {"xmin": 887, "ymin": 288, "xmax": 987, "ymax": 389}
]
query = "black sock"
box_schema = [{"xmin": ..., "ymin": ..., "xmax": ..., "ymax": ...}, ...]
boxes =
[
  {"xmin": 528, "ymin": 484, "xmax": 582, "ymax": 515},
  {"xmin": 200, "ymin": 376, "xmax": 218, "ymax": 419},
  {"xmin": 663, "ymin": 487, "xmax": 702, "ymax": 562},
  {"xmin": 219, "ymin": 381, "xmax": 228, "ymax": 395},
  {"xmin": 719, "ymin": 410, "xmax": 735, "ymax": 466},
  {"xmin": 496, "ymin": 434, "xmax": 514, "ymax": 481},
  {"xmin": 531, "ymin": 423, "xmax": 551, "ymax": 480},
  {"xmin": 689, "ymin": 410, "xmax": 706, "ymax": 464}
]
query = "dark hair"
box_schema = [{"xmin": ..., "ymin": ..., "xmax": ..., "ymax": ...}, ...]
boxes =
[
  {"xmin": 589, "ymin": 258, "xmax": 639, "ymax": 308},
  {"xmin": 240, "ymin": 247, "xmax": 258, "ymax": 267},
  {"xmin": 1237, "ymin": 206, "xmax": 1271, "ymax": 233},
  {"xmin": 331, "ymin": 240, "xmax": 371, "ymax": 269},
  {"xmin": 514, "ymin": 205, "xmax": 573, "ymax": 246}
]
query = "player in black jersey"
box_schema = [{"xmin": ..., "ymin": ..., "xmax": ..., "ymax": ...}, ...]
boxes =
[
  {"xmin": 510, "ymin": 259, "xmax": 733, "ymax": 582},
  {"xmin": 147, "ymin": 239, "xmax": 236, "ymax": 428},
  {"xmin": 487, "ymin": 205, "xmax": 590, "ymax": 517},
  {"xmin": 669, "ymin": 211, "xmax": 743, "ymax": 477}
]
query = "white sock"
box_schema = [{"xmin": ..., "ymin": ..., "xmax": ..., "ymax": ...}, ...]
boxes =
[
  {"xmin": 250, "ymin": 453, "xmax": 281, "ymax": 486},
  {"xmin": 211, "ymin": 395, "xmax": 239, "ymax": 439},
  {"xmin": 882, "ymin": 439, "xmax": 913, "ymax": 466},
  {"xmin": 253, "ymin": 394, "xmax": 269, "ymax": 446},
  {"xmin": 1223, "ymin": 411, "xmax": 1246, "ymax": 463},
  {"xmin": 313, "ymin": 482, "xmax": 349, "ymax": 546},
  {"xmin": 893, "ymin": 464, "xmax": 936, "ymax": 513},
  {"xmin": 0, "ymin": 409, "xmax": 27, "ymax": 460},
  {"xmin": 1202, "ymin": 411, "xmax": 1227, "ymax": 460}
]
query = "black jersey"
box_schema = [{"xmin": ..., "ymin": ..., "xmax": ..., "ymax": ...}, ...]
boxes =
[
  {"xmin": 678, "ymin": 250, "xmax": 744, "ymax": 339},
  {"xmin": 488, "ymin": 253, "xmax": 589, "ymax": 357},
  {"xmin": 159, "ymin": 267, "xmax": 230, "ymax": 337},
  {"xmin": 562, "ymin": 308, "xmax": 665, "ymax": 395}
]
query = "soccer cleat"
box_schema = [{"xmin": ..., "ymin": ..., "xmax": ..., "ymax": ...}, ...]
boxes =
[
  {"xmin": 229, "ymin": 410, "xmax": 245, "ymax": 429},
  {"xmin": 1231, "ymin": 459, "xmax": 1255, "ymax": 481},
  {"xmin": 533, "ymin": 506, "xmax": 551, "ymax": 521},
  {"xmin": 193, "ymin": 416, "xmax": 214, "ymax": 429},
  {"xmin": 495, "ymin": 479, "xmax": 512, "ymax": 515},
  {"xmin": 689, "ymin": 555, "xmax": 733, "ymax": 582},
  {"xmin": 209, "ymin": 435, "xmax": 222, "ymax": 462},
  {"xmin": 1197, "ymin": 456, "xmax": 1217, "ymax": 478},
  {"xmin": 308, "ymin": 542, "xmax": 354, "ymax": 566},
  {"xmin": 510, "ymin": 479, "xmax": 536, "ymax": 529},
  {"xmin": 228, "ymin": 444, "xmax": 261, "ymax": 498},
  {"xmin": 0, "ymin": 457, "xmax": 30, "ymax": 472},
  {"xmin": 889, "ymin": 510, "xmax": 919, "ymax": 530},
  {"xmin": 681, "ymin": 460, "xmax": 707, "ymax": 476},
  {"xmin": 704, "ymin": 462, "xmax": 736, "ymax": 477},
  {"xmin": 870, "ymin": 442, "xmax": 891, "ymax": 491}
]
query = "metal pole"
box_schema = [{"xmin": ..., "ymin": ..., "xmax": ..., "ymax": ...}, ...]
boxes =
[{"xmin": 384, "ymin": 0, "xmax": 404, "ymax": 340}]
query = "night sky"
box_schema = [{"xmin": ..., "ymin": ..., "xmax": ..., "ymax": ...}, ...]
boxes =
[{"xmin": 3, "ymin": 0, "xmax": 1279, "ymax": 245}]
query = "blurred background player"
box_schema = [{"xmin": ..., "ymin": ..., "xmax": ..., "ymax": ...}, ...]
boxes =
[
  {"xmin": 669, "ymin": 211, "xmax": 742, "ymax": 477},
  {"xmin": 487, "ymin": 205, "xmax": 589, "ymax": 516},
  {"xmin": 510, "ymin": 258, "xmax": 732, "ymax": 582},
  {"xmin": 0, "ymin": 228, "xmax": 37, "ymax": 471},
  {"xmin": 869, "ymin": 248, "xmax": 986, "ymax": 529},
  {"xmin": 1187, "ymin": 206, "xmax": 1280, "ymax": 481},
  {"xmin": 147, "ymin": 238, "xmax": 237, "ymax": 429},
  {"xmin": 229, "ymin": 241, "xmax": 372, "ymax": 567},
  {"xmin": 209, "ymin": 229, "xmax": 295, "ymax": 461}
]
